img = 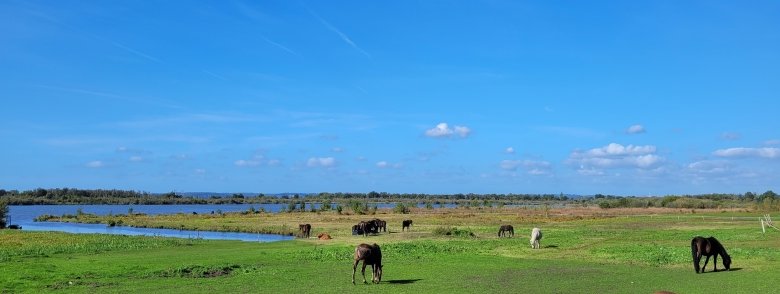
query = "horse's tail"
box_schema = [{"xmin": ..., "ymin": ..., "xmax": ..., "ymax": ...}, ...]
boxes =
[
  {"xmin": 498, "ymin": 227, "xmax": 502, "ymax": 237},
  {"xmin": 691, "ymin": 237, "xmax": 699, "ymax": 273}
]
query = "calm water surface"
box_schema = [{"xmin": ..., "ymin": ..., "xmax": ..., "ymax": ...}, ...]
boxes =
[{"xmin": 8, "ymin": 204, "xmax": 293, "ymax": 242}]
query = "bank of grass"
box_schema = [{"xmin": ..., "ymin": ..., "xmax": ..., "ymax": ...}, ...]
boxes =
[{"xmin": 2, "ymin": 208, "xmax": 779, "ymax": 293}]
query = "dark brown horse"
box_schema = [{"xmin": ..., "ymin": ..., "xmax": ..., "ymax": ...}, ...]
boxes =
[
  {"xmin": 352, "ymin": 243, "xmax": 383, "ymax": 284},
  {"xmin": 402, "ymin": 220, "xmax": 413, "ymax": 231},
  {"xmin": 691, "ymin": 236, "xmax": 731, "ymax": 273},
  {"xmin": 498, "ymin": 225, "xmax": 514, "ymax": 238},
  {"xmin": 298, "ymin": 223, "xmax": 311, "ymax": 238},
  {"xmin": 373, "ymin": 219, "xmax": 387, "ymax": 232}
]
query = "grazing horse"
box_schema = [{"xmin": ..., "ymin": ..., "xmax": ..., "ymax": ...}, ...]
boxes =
[
  {"xmin": 358, "ymin": 221, "xmax": 377, "ymax": 237},
  {"xmin": 298, "ymin": 224, "xmax": 312, "ymax": 238},
  {"xmin": 352, "ymin": 243, "xmax": 383, "ymax": 284},
  {"xmin": 530, "ymin": 227, "xmax": 542, "ymax": 249},
  {"xmin": 373, "ymin": 219, "xmax": 387, "ymax": 232},
  {"xmin": 402, "ymin": 220, "xmax": 413, "ymax": 232},
  {"xmin": 691, "ymin": 236, "xmax": 731, "ymax": 273},
  {"xmin": 498, "ymin": 225, "xmax": 514, "ymax": 238}
]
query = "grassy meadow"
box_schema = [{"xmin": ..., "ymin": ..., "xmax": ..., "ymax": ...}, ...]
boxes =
[{"xmin": 2, "ymin": 207, "xmax": 779, "ymax": 293}]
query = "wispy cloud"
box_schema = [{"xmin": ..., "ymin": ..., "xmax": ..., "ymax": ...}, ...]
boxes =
[
  {"xmin": 499, "ymin": 159, "xmax": 552, "ymax": 175},
  {"xmin": 713, "ymin": 147, "xmax": 780, "ymax": 159},
  {"xmin": 765, "ymin": 139, "xmax": 780, "ymax": 146},
  {"xmin": 308, "ymin": 9, "xmax": 371, "ymax": 58},
  {"xmin": 505, "ymin": 147, "xmax": 515, "ymax": 154},
  {"xmin": 202, "ymin": 70, "xmax": 229, "ymax": 81},
  {"xmin": 85, "ymin": 160, "xmax": 105, "ymax": 168},
  {"xmin": 34, "ymin": 84, "xmax": 182, "ymax": 109},
  {"xmin": 720, "ymin": 132, "xmax": 741, "ymax": 141}
]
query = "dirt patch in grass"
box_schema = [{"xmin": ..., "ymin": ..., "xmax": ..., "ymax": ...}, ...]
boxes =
[{"xmin": 154, "ymin": 264, "xmax": 242, "ymax": 278}]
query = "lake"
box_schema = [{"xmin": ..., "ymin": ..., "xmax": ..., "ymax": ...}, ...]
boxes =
[
  {"xmin": 6, "ymin": 201, "xmax": 537, "ymax": 241},
  {"xmin": 8, "ymin": 204, "xmax": 295, "ymax": 242}
]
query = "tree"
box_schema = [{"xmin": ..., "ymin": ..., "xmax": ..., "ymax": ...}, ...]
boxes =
[
  {"xmin": 759, "ymin": 190, "xmax": 777, "ymax": 202},
  {"xmin": 744, "ymin": 191, "xmax": 756, "ymax": 202},
  {"xmin": 0, "ymin": 200, "xmax": 8, "ymax": 228}
]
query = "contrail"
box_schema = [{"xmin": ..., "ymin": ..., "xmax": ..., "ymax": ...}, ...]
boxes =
[
  {"xmin": 261, "ymin": 36, "xmax": 300, "ymax": 56},
  {"xmin": 111, "ymin": 41, "xmax": 162, "ymax": 63},
  {"xmin": 308, "ymin": 9, "xmax": 371, "ymax": 58}
]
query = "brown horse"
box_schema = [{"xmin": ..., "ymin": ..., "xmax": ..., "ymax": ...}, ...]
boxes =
[
  {"xmin": 402, "ymin": 220, "xmax": 413, "ymax": 231},
  {"xmin": 691, "ymin": 236, "xmax": 731, "ymax": 273},
  {"xmin": 298, "ymin": 224, "xmax": 311, "ymax": 238},
  {"xmin": 498, "ymin": 225, "xmax": 514, "ymax": 237},
  {"xmin": 352, "ymin": 243, "xmax": 383, "ymax": 284}
]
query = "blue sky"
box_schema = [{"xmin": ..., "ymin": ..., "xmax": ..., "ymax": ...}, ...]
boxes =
[{"xmin": 2, "ymin": 1, "xmax": 779, "ymax": 195}]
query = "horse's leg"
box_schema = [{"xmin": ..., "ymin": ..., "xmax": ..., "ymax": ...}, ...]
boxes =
[
  {"xmin": 370, "ymin": 264, "xmax": 376, "ymax": 283},
  {"xmin": 694, "ymin": 252, "xmax": 702, "ymax": 273},
  {"xmin": 713, "ymin": 255, "xmax": 718, "ymax": 272},
  {"xmin": 361, "ymin": 263, "xmax": 368, "ymax": 284},
  {"xmin": 352, "ymin": 260, "xmax": 359, "ymax": 284},
  {"xmin": 702, "ymin": 255, "xmax": 711, "ymax": 272}
]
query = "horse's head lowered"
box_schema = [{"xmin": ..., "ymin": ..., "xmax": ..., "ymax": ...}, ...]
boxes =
[{"xmin": 722, "ymin": 253, "xmax": 732, "ymax": 270}]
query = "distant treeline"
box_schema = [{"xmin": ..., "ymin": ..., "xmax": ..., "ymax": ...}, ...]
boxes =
[{"xmin": 0, "ymin": 188, "xmax": 778, "ymax": 211}]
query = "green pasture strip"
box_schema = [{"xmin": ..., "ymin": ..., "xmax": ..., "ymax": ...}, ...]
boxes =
[
  {"xmin": 1, "ymin": 237, "xmax": 776, "ymax": 293},
  {"xmin": 0, "ymin": 230, "xmax": 203, "ymax": 261},
  {"xmin": 4, "ymin": 210, "xmax": 779, "ymax": 293}
]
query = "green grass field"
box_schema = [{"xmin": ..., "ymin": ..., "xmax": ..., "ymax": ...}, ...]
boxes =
[{"xmin": 2, "ymin": 208, "xmax": 778, "ymax": 293}]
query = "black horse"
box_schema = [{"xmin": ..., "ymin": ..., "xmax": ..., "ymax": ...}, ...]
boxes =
[
  {"xmin": 498, "ymin": 225, "xmax": 514, "ymax": 238},
  {"xmin": 691, "ymin": 236, "xmax": 731, "ymax": 273},
  {"xmin": 352, "ymin": 243, "xmax": 383, "ymax": 284},
  {"xmin": 298, "ymin": 223, "xmax": 311, "ymax": 238},
  {"xmin": 402, "ymin": 220, "xmax": 413, "ymax": 231}
]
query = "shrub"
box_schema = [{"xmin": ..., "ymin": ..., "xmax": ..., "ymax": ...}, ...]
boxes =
[
  {"xmin": 393, "ymin": 203, "xmax": 410, "ymax": 214},
  {"xmin": 432, "ymin": 226, "xmax": 476, "ymax": 238}
]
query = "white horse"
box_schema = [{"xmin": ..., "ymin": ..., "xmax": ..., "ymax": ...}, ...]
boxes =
[{"xmin": 530, "ymin": 227, "xmax": 542, "ymax": 249}]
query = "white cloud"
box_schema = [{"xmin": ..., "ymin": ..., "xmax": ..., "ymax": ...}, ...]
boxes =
[
  {"xmin": 86, "ymin": 161, "xmax": 105, "ymax": 168},
  {"xmin": 568, "ymin": 143, "xmax": 664, "ymax": 170},
  {"xmin": 500, "ymin": 159, "xmax": 551, "ymax": 175},
  {"xmin": 425, "ymin": 123, "xmax": 471, "ymax": 138},
  {"xmin": 235, "ymin": 154, "xmax": 281, "ymax": 167},
  {"xmin": 194, "ymin": 168, "xmax": 206, "ymax": 175},
  {"xmin": 584, "ymin": 143, "xmax": 656, "ymax": 157},
  {"xmin": 234, "ymin": 159, "xmax": 262, "ymax": 167},
  {"xmin": 626, "ymin": 124, "xmax": 646, "ymax": 134},
  {"xmin": 505, "ymin": 147, "xmax": 515, "ymax": 154},
  {"xmin": 454, "ymin": 126, "xmax": 471, "ymax": 138},
  {"xmin": 129, "ymin": 156, "xmax": 144, "ymax": 162},
  {"xmin": 307, "ymin": 157, "xmax": 336, "ymax": 168},
  {"xmin": 687, "ymin": 160, "xmax": 730, "ymax": 174},
  {"xmin": 332, "ymin": 147, "xmax": 344, "ymax": 153},
  {"xmin": 376, "ymin": 161, "xmax": 402, "ymax": 169},
  {"xmin": 577, "ymin": 166, "xmax": 605, "ymax": 176},
  {"xmin": 713, "ymin": 147, "xmax": 780, "ymax": 159}
]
